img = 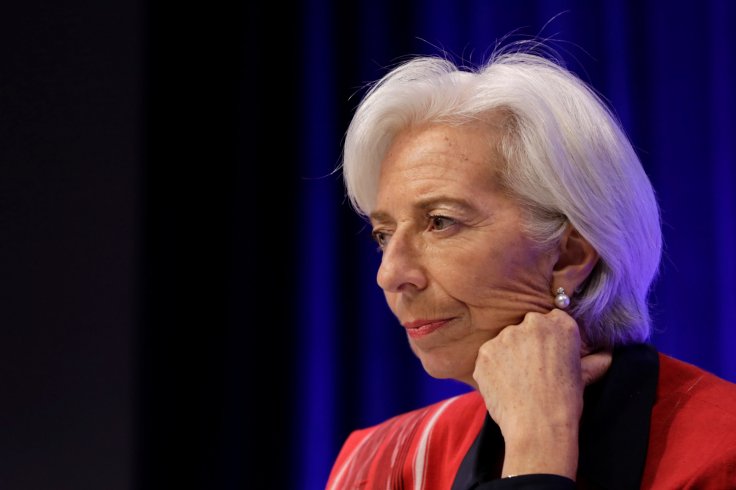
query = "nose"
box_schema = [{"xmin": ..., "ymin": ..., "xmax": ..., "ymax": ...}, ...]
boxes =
[{"xmin": 376, "ymin": 230, "xmax": 428, "ymax": 293}]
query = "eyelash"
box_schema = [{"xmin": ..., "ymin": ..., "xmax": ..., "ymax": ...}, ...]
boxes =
[
  {"xmin": 371, "ymin": 230, "xmax": 389, "ymax": 251},
  {"xmin": 427, "ymin": 214, "xmax": 455, "ymax": 231}
]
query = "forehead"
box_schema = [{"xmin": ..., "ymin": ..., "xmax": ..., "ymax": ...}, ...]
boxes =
[{"xmin": 376, "ymin": 122, "xmax": 505, "ymax": 201}]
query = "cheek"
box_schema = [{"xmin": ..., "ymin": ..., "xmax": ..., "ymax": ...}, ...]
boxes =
[
  {"xmin": 436, "ymin": 243, "xmax": 552, "ymax": 311},
  {"xmin": 431, "ymin": 248, "xmax": 507, "ymax": 305}
]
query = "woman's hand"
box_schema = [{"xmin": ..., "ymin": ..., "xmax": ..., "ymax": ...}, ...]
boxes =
[{"xmin": 472, "ymin": 309, "xmax": 612, "ymax": 480}]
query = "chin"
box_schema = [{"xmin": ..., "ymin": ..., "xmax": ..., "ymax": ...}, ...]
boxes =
[{"xmin": 417, "ymin": 353, "xmax": 474, "ymax": 385}]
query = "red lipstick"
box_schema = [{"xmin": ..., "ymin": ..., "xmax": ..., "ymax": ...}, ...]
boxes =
[{"xmin": 402, "ymin": 319, "xmax": 451, "ymax": 339}]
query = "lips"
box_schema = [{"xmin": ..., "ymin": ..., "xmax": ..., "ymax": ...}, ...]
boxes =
[{"xmin": 402, "ymin": 318, "xmax": 452, "ymax": 338}]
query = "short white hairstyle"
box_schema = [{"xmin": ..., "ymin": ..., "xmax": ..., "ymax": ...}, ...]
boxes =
[{"xmin": 342, "ymin": 47, "xmax": 662, "ymax": 348}]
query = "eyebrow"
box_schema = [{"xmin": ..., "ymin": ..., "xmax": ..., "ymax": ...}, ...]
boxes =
[{"xmin": 369, "ymin": 196, "xmax": 476, "ymax": 222}]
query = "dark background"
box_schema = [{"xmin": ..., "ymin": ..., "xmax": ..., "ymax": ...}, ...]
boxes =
[{"xmin": 1, "ymin": 1, "xmax": 734, "ymax": 490}]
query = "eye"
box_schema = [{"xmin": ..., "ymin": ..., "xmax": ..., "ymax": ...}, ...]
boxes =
[
  {"xmin": 428, "ymin": 214, "xmax": 455, "ymax": 231},
  {"xmin": 371, "ymin": 229, "xmax": 390, "ymax": 251}
]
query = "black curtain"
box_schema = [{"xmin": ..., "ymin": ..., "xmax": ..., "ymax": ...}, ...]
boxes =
[
  {"xmin": 0, "ymin": 2, "xmax": 141, "ymax": 489},
  {"xmin": 138, "ymin": 3, "xmax": 302, "ymax": 489}
]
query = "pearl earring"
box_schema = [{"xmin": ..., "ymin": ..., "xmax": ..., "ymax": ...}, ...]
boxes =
[{"xmin": 554, "ymin": 287, "xmax": 570, "ymax": 309}]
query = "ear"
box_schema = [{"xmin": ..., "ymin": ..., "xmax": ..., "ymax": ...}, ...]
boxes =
[{"xmin": 551, "ymin": 225, "xmax": 599, "ymax": 295}]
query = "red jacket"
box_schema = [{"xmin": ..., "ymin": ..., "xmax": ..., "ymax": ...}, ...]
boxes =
[{"xmin": 326, "ymin": 344, "xmax": 736, "ymax": 489}]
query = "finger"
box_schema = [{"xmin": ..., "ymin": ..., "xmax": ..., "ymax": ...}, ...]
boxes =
[{"xmin": 581, "ymin": 351, "xmax": 612, "ymax": 385}]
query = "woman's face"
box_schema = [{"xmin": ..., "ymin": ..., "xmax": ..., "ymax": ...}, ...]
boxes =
[{"xmin": 370, "ymin": 122, "xmax": 558, "ymax": 386}]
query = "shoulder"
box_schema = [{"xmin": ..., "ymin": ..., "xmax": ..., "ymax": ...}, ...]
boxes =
[
  {"xmin": 643, "ymin": 353, "xmax": 736, "ymax": 488},
  {"xmin": 327, "ymin": 391, "xmax": 486, "ymax": 490},
  {"xmin": 335, "ymin": 390, "xmax": 485, "ymax": 455},
  {"xmin": 657, "ymin": 352, "xmax": 736, "ymax": 416}
]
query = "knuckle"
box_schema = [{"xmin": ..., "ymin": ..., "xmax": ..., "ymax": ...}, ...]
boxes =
[
  {"xmin": 523, "ymin": 311, "xmax": 543, "ymax": 324},
  {"xmin": 548, "ymin": 308, "xmax": 568, "ymax": 322}
]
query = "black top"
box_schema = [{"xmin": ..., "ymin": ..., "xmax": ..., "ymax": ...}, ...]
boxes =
[{"xmin": 451, "ymin": 343, "xmax": 660, "ymax": 490}]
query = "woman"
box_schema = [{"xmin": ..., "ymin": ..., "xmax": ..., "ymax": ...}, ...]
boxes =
[{"xmin": 326, "ymin": 47, "xmax": 736, "ymax": 489}]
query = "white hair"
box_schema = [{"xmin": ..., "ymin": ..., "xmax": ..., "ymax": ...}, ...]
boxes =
[{"xmin": 341, "ymin": 47, "xmax": 662, "ymax": 348}]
